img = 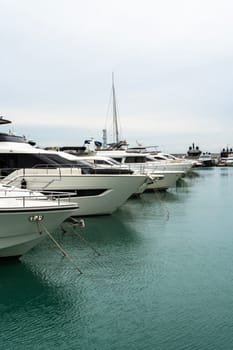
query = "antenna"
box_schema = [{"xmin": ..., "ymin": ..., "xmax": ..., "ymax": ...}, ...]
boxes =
[{"xmin": 112, "ymin": 73, "xmax": 119, "ymax": 143}]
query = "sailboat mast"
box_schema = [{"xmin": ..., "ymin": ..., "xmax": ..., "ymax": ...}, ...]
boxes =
[{"xmin": 112, "ymin": 73, "xmax": 119, "ymax": 144}]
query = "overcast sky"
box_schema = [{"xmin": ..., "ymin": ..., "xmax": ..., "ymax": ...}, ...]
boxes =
[{"xmin": 0, "ymin": 0, "xmax": 233, "ymax": 153}]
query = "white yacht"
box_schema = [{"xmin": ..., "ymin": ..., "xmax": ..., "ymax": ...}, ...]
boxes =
[
  {"xmin": 0, "ymin": 184, "xmax": 78, "ymax": 259},
  {"xmin": 95, "ymin": 150, "xmax": 184, "ymax": 190},
  {"xmin": 0, "ymin": 118, "xmax": 148, "ymax": 215},
  {"xmin": 218, "ymin": 148, "xmax": 233, "ymax": 166},
  {"xmin": 53, "ymin": 152, "xmax": 158, "ymax": 194},
  {"xmin": 197, "ymin": 152, "xmax": 216, "ymax": 167},
  {"xmin": 148, "ymin": 152, "xmax": 194, "ymax": 173}
]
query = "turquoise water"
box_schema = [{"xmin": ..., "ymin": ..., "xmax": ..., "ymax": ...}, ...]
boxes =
[{"xmin": 1, "ymin": 167, "xmax": 233, "ymax": 349}]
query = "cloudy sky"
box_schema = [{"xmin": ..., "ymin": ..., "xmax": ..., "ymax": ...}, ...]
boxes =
[{"xmin": 0, "ymin": 0, "xmax": 233, "ymax": 153}]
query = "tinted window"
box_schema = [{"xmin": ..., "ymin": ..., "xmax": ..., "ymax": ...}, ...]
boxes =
[
  {"xmin": 112, "ymin": 157, "xmax": 123, "ymax": 163},
  {"xmin": 125, "ymin": 156, "xmax": 146, "ymax": 163},
  {"xmin": 0, "ymin": 153, "xmax": 58, "ymax": 169}
]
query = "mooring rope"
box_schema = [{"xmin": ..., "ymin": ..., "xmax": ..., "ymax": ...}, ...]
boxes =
[
  {"xmin": 62, "ymin": 222, "xmax": 101, "ymax": 256},
  {"xmin": 37, "ymin": 221, "xmax": 83, "ymax": 274}
]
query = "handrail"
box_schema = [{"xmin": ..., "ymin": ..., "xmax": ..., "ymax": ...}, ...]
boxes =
[{"xmin": 0, "ymin": 190, "xmax": 77, "ymax": 208}]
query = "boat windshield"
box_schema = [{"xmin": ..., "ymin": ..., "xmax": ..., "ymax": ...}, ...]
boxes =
[{"xmin": 145, "ymin": 156, "xmax": 156, "ymax": 162}]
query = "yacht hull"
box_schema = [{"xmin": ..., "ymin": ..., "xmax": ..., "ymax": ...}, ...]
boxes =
[
  {"xmin": 0, "ymin": 207, "xmax": 78, "ymax": 258},
  {"xmin": 146, "ymin": 171, "xmax": 183, "ymax": 191},
  {"xmin": 2, "ymin": 170, "xmax": 147, "ymax": 216}
]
